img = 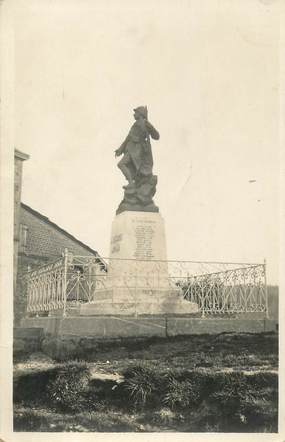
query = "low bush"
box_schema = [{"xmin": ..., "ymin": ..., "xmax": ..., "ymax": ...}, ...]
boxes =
[
  {"xmin": 122, "ymin": 364, "xmax": 161, "ymax": 408},
  {"xmin": 209, "ymin": 372, "xmax": 249, "ymax": 415},
  {"xmin": 46, "ymin": 361, "xmax": 91, "ymax": 412},
  {"xmin": 121, "ymin": 366, "xmax": 278, "ymax": 431},
  {"xmin": 162, "ymin": 376, "xmax": 200, "ymax": 410}
]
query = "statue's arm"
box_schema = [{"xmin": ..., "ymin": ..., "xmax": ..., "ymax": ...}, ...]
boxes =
[
  {"xmin": 145, "ymin": 120, "xmax": 160, "ymax": 140},
  {"xmin": 115, "ymin": 136, "xmax": 129, "ymax": 156}
]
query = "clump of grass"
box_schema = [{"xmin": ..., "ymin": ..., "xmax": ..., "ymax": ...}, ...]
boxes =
[
  {"xmin": 162, "ymin": 375, "xmax": 200, "ymax": 410},
  {"xmin": 46, "ymin": 361, "xmax": 91, "ymax": 412},
  {"xmin": 122, "ymin": 364, "xmax": 161, "ymax": 408},
  {"xmin": 209, "ymin": 372, "xmax": 249, "ymax": 410}
]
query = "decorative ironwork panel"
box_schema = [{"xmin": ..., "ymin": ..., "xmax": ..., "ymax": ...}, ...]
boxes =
[
  {"xmin": 25, "ymin": 258, "xmax": 65, "ymax": 313},
  {"xmin": 181, "ymin": 264, "xmax": 267, "ymax": 315}
]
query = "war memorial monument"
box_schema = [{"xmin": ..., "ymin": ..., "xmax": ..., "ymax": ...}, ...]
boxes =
[
  {"xmin": 79, "ymin": 106, "xmax": 198, "ymax": 317},
  {"xmin": 21, "ymin": 107, "xmax": 273, "ymax": 338}
]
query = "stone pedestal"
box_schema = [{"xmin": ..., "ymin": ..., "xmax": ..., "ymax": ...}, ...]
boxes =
[{"xmin": 79, "ymin": 211, "xmax": 198, "ymax": 316}]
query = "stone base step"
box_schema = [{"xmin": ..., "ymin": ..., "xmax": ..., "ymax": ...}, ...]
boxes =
[
  {"xmin": 20, "ymin": 316, "xmax": 277, "ymax": 340},
  {"xmin": 79, "ymin": 300, "xmax": 198, "ymax": 316}
]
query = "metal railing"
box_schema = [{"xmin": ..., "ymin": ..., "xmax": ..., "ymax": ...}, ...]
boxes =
[
  {"xmin": 25, "ymin": 257, "xmax": 66, "ymax": 314},
  {"xmin": 23, "ymin": 249, "xmax": 268, "ymax": 318},
  {"xmin": 180, "ymin": 265, "xmax": 267, "ymax": 316}
]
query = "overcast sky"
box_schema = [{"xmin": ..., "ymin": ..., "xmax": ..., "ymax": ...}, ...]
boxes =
[{"xmin": 15, "ymin": 0, "xmax": 280, "ymax": 283}]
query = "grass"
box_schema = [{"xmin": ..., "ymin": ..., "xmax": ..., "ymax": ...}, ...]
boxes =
[
  {"xmin": 14, "ymin": 406, "xmax": 143, "ymax": 432},
  {"xmin": 13, "ymin": 332, "xmax": 278, "ymax": 432}
]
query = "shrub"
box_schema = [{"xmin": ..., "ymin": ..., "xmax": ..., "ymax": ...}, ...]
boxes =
[
  {"xmin": 209, "ymin": 373, "xmax": 248, "ymax": 409},
  {"xmin": 163, "ymin": 375, "xmax": 200, "ymax": 410},
  {"xmin": 46, "ymin": 361, "xmax": 91, "ymax": 412},
  {"xmin": 122, "ymin": 364, "xmax": 161, "ymax": 408},
  {"xmin": 162, "ymin": 369, "xmax": 214, "ymax": 401}
]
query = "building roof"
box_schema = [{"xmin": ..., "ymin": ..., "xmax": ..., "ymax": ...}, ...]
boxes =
[{"xmin": 21, "ymin": 202, "xmax": 100, "ymax": 258}]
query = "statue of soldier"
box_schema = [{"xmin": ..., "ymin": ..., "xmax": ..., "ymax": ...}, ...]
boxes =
[{"xmin": 115, "ymin": 106, "xmax": 160, "ymax": 189}]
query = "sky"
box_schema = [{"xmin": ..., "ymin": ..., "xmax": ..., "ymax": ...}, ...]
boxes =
[{"xmin": 14, "ymin": 0, "xmax": 280, "ymax": 284}]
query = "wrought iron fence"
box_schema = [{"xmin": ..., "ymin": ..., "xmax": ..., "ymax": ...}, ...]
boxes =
[
  {"xmin": 178, "ymin": 265, "xmax": 267, "ymax": 315},
  {"xmin": 26, "ymin": 257, "xmax": 66, "ymax": 314},
  {"xmin": 24, "ymin": 249, "xmax": 268, "ymax": 317}
]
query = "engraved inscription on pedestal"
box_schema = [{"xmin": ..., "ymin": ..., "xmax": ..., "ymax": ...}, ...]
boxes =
[
  {"xmin": 134, "ymin": 224, "xmax": 155, "ymax": 259},
  {"xmin": 109, "ymin": 212, "xmax": 167, "ymax": 262}
]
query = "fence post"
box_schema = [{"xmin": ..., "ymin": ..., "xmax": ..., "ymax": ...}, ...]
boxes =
[
  {"xmin": 134, "ymin": 267, "xmax": 138, "ymax": 319},
  {"xmin": 264, "ymin": 259, "xmax": 269, "ymax": 319},
  {"xmin": 62, "ymin": 248, "xmax": 69, "ymax": 317},
  {"xmin": 25, "ymin": 266, "xmax": 31, "ymax": 315},
  {"xmin": 76, "ymin": 271, "xmax": 80, "ymax": 304},
  {"xmin": 201, "ymin": 281, "xmax": 205, "ymax": 318}
]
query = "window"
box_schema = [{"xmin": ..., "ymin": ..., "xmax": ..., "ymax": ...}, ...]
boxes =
[{"xmin": 19, "ymin": 224, "xmax": 28, "ymax": 253}]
